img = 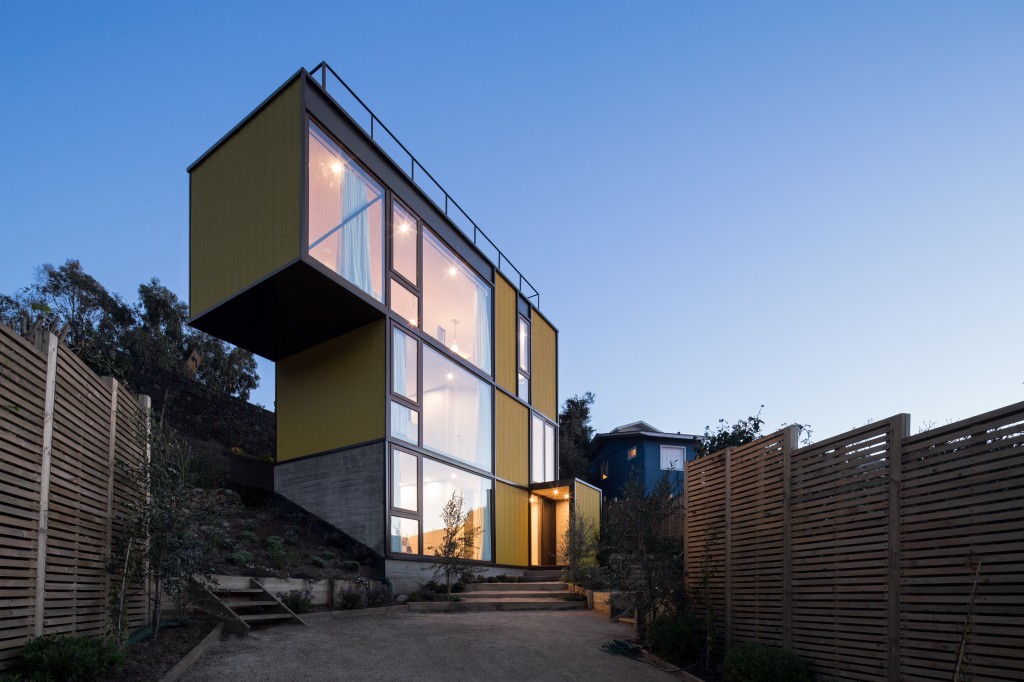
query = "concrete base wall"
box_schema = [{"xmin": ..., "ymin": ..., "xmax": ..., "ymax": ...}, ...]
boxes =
[
  {"xmin": 386, "ymin": 559, "xmax": 526, "ymax": 595},
  {"xmin": 275, "ymin": 442, "xmax": 386, "ymax": 555}
]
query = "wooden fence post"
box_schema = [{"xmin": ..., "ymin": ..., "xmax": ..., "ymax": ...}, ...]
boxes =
[
  {"xmin": 33, "ymin": 333, "xmax": 58, "ymax": 636},
  {"xmin": 724, "ymin": 446, "xmax": 733, "ymax": 649},
  {"xmin": 102, "ymin": 377, "xmax": 119, "ymax": 625},
  {"xmin": 138, "ymin": 394, "xmax": 152, "ymax": 628},
  {"xmin": 887, "ymin": 414, "xmax": 909, "ymax": 681},
  {"xmin": 783, "ymin": 426, "xmax": 798, "ymax": 650},
  {"xmin": 682, "ymin": 459, "xmax": 689, "ymax": 594}
]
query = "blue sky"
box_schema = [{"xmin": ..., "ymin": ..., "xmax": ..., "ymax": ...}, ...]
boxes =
[{"xmin": 2, "ymin": 1, "xmax": 1021, "ymax": 441}]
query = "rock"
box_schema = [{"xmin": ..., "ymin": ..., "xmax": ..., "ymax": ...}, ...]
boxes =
[{"xmin": 395, "ymin": 594, "xmax": 409, "ymax": 605}]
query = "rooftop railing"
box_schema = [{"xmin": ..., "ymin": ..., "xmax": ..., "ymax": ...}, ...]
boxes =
[{"xmin": 310, "ymin": 61, "xmax": 541, "ymax": 309}]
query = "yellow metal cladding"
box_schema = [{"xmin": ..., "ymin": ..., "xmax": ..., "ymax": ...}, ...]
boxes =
[
  {"xmin": 276, "ymin": 320, "xmax": 385, "ymax": 461},
  {"xmin": 495, "ymin": 274, "xmax": 517, "ymax": 392},
  {"xmin": 496, "ymin": 392, "xmax": 528, "ymax": 486},
  {"xmin": 532, "ymin": 313, "xmax": 557, "ymax": 420},
  {"xmin": 189, "ymin": 78, "xmax": 302, "ymax": 318},
  {"xmin": 495, "ymin": 482, "xmax": 529, "ymax": 566},
  {"xmin": 574, "ymin": 482, "xmax": 602, "ymax": 537}
]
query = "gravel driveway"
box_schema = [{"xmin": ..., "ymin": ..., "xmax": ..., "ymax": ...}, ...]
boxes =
[{"xmin": 186, "ymin": 609, "xmax": 676, "ymax": 681}]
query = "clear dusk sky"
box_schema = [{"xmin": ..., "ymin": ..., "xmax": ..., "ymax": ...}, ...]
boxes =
[{"xmin": 2, "ymin": 1, "xmax": 1022, "ymax": 441}]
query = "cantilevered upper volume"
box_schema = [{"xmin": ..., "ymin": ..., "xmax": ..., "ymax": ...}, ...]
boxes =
[{"xmin": 188, "ymin": 63, "xmax": 594, "ymax": 589}]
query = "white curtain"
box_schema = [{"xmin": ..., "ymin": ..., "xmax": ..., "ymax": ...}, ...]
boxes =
[
  {"xmin": 473, "ymin": 283, "xmax": 491, "ymax": 373},
  {"xmin": 340, "ymin": 168, "xmax": 372, "ymax": 295}
]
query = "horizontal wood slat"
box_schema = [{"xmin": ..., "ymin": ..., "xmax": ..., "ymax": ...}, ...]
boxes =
[
  {"xmin": 0, "ymin": 327, "xmax": 149, "ymax": 670},
  {"xmin": 683, "ymin": 401, "xmax": 1024, "ymax": 681}
]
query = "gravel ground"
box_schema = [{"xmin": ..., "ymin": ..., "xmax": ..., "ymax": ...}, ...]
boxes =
[{"xmin": 186, "ymin": 609, "xmax": 677, "ymax": 681}]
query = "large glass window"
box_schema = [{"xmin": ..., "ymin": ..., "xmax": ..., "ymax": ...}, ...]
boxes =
[
  {"xmin": 531, "ymin": 414, "xmax": 556, "ymax": 483},
  {"xmin": 392, "ymin": 328, "xmax": 418, "ymax": 401},
  {"xmin": 390, "ymin": 279, "xmax": 419, "ymax": 329},
  {"xmin": 392, "ymin": 449, "xmax": 418, "ymax": 511},
  {"xmin": 392, "ymin": 203, "xmax": 418, "ymax": 284},
  {"xmin": 422, "ymin": 347, "xmax": 492, "ymax": 472},
  {"xmin": 422, "ymin": 230, "xmax": 492, "ymax": 374},
  {"xmin": 390, "ymin": 401, "xmax": 418, "ymax": 445},
  {"xmin": 390, "ymin": 516, "xmax": 419, "ymax": 555},
  {"xmin": 517, "ymin": 315, "xmax": 530, "ymax": 401},
  {"xmin": 307, "ymin": 122, "xmax": 385, "ymax": 302},
  {"xmin": 660, "ymin": 445, "xmax": 686, "ymax": 471},
  {"xmin": 422, "ymin": 458, "xmax": 492, "ymax": 561}
]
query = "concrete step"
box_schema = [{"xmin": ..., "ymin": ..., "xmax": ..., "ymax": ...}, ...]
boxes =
[
  {"xmin": 522, "ymin": 571, "xmax": 563, "ymax": 582},
  {"xmin": 214, "ymin": 588, "xmax": 264, "ymax": 594},
  {"xmin": 408, "ymin": 599, "xmax": 586, "ymax": 612},
  {"xmin": 460, "ymin": 590, "xmax": 566, "ymax": 600},
  {"xmin": 463, "ymin": 582, "xmax": 564, "ymax": 592},
  {"xmin": 222, "ymin": 600, "xmax": 281, "ymax": 608},
  {"xmin": 239, "ymin": 612, "xmax": 294, "ymax": 622}
]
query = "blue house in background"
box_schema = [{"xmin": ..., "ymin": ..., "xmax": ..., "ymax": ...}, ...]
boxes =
[{"xmin": 587, "ymin": 421, "xmax": 701, "ymax": 499}]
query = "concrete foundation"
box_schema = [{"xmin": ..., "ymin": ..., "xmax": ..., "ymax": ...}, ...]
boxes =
[
  {"xmin": 386, "ymin": 559, "xmax": 526, "ymax": 595},
  {"xmin": 275, "ymin": 442, "xmax": 386, "ymax": 555}
]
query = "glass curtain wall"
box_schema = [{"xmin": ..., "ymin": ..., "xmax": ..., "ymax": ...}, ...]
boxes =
[
  {"xmin": 422, "ymin": 231, "xmax": 492, "ymax": 374},
  {"xmin": 422, "ymin": 346, "xmax": 492, "ymax": 472},
  {"xmin": 307, "ymin": 122, "xmax": 385, "ymax": 301},
  {"xmin": 422, "ymin": 458, "xmax": 492, "ymax": 561}
]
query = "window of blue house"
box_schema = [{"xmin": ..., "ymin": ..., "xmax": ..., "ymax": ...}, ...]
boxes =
[{"xmin": 660, "ymin": 445, "xmax": 686, "ymax": 470}]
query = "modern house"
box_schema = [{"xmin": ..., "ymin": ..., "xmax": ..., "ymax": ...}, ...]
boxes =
[
  {"xmin": 588, "ymin": 421, "xmax": 700, "ymax": 499},
  {"xmin": 187, "ymin": 64, "xmax": 600, "ymax": 590}
]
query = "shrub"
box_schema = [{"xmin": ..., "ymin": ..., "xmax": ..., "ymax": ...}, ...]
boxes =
[
  {"xmin": 19, "ymin": 635, "xmax": 124, "ymax": 681},
  {"xmin": 366, "ymin": 583, "xmax": 390, "ymax": 607},
  {"xmin": 319, "ymin": 550, "xmax": 336, "ymax": 560},
  {"xmin": 342, "ymin": 560, "xmax": 360, "ymax": 573},
  {"xmin": 238, "ymin": 531, "xmax": 257, "ymax": 544},
  {"xmin": 284, "ymin": 529, "xmax": 300, "ymax": 546},
  {"xmin": 278, "ymin": 589, "xmax": 313, "ymax": 614},
  {"xmin": 265, "ymin": 536, "xmax": 284, "ymax": 549},
  {"xmin": 647, "ymin": 613, "xmax": 705, "ymax": 666},
  {"xmin": 339, "ymin": 589, "xmax": 364, "ymax": 610},
  {"xmin": 311, "ymin": 556, "xmax": 327, "ymax": 568},
  {"xmin": 723, "ymin": 642, "xmax": 812, "ymax": 682},
  {"xmin": 225, "ymin": 551, "xmax": 254, "ymax": 566},
  {"xmin": 265, "ymin": 536, "xmax": 292, "ymax": 569}
]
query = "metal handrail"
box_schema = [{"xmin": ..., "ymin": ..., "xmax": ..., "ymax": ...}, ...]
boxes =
[{"xmin": 309, "ymin": 61, "xmax": 541, "ymax": 309}]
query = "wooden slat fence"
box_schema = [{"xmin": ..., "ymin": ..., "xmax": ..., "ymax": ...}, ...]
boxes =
[
  {"xmin": 684, "ymin": 402, "xmax": 1024, "ymax": 681},
  {"xmin": 0, "ymin": 326, "xmax": 149, "ymax": 670}
]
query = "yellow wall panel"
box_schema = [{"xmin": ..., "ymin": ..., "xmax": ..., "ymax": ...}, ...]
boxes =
[
  {"xmin": 532, "ymin": 313, "xmax": 557, "ymax": 420},
  {"xmin": 495, "ymin": 274, "xmax": 517, "ymax": 392},
  {"xmin": 276, "ymin": 320, "xmax": 385, "ymax": 460},
  {"xmin": 574, "ymin": 481, "xmax": 602, "ymax": 537},
  {"xmin": 190, "ymin": 78, "xmax": 302, "ymax": 317},
  {"xmin": 495, "ymin": 482, "xmax": 528, "ymax": 566},
  {"xmin": 496, "ymin": 392, "xmax": 528, "ymax": 486}
]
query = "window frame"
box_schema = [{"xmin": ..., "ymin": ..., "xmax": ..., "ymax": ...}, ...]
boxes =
[
  {"xmin": 517, "ymin": 314, "xmax": 531, "ymax": 402},
  {"xmin": 386, "ymin": 444, "xmax": 496, "ymax": 563},
  {"xmin": 305, "ymin": 119, "xmax": 387, "ymax": 303},
  {"xmin": 660, "ymin": 445, "xmax": 686, "ymax": 471},
  {"xmin": 530, "ymin": 412, "xmax": 557, "ymax": 483},
  {"xmin": 627, "ymin": 447, "xmax": 637, "ymax": 460}
]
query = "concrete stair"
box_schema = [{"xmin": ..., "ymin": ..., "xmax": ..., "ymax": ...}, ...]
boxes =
[{"xmin": 408, "ymin": 575, "xmax": 585, "ymax": 612}]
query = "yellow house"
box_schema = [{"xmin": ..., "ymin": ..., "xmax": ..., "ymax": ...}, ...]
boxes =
[{"xmin": 188, "ymin": 64, "xmax": 600, "ymax": 590}]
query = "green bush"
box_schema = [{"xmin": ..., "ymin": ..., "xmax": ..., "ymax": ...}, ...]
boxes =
[
  {"xmin": 339, "ymin": 589, "xmax": 364, "ymax": 610},
  {"xmin": 225, "ymin": 550, "xmax": 254, "ymax": 565},
  {"xmin": 278, "ymin": 589, "xmax": 313, "ymax": 614},
  {"xmin": 238, "ymin": 530, "xmax": 257, "ymax": 543},
  {"xmin": 311, "ymin": 556, "xmax": 327, "ymax": 568},
  {"xmin": 18, "ymin": 635, "xmax": 124, "ymax": 681},
  {"xmin": 647, "ymin": 612, "xmax": 705, "ymax": 665},
  {"xmin": 723, "ymin": 642, "xmax": 812, "ymax": 682},
  {"xmin": 319, "ymin": 550, "xmax": 336, "ymax": 560},
  {"xmin": 342, "ymin": 560, "xmax": 360, "ymax": 573}
]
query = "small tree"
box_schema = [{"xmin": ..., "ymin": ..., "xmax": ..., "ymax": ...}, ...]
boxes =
[
  {"xmin": 696, "ymin": 406, "xmax": 765, "ymax": 458},
  {"xmin": 108, "ymin": 415, "xmax": 221, "ymax": 640},
  {"xmin": 429, "ymin": 491, "xmax": 481, "ymax": 602},
  {"xmin": 558, "ymin": 506, "xmax": 599, "ymax": 588},
  {"xmin": 603, "ymin": 472, "xmax": 683, "ymax": 638}
]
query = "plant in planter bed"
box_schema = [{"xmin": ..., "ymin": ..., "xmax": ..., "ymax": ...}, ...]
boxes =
[{"xmin": 723, "ymin": 642, "xmax": 812, "ymax": 682}]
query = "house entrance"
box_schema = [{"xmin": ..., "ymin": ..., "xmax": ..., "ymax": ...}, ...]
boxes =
[{"xmin": 529, "ymin": 484, "xmax": 571, "ymax": 567}]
